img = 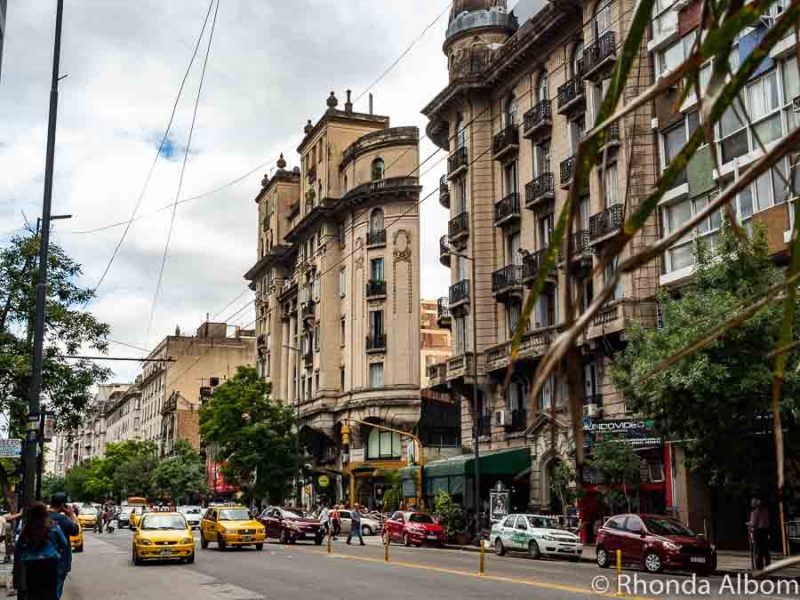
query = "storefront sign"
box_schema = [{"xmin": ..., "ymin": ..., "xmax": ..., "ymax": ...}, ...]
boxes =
[
  {"xmin": 583, "ymin": 417, "xmax": 661, "ymax": 448},
  {"xmin": 42, "ymin": 414, "xmax": 55, "ymax": 442},
  {"xmin": 318, "ymin": 475, "xmax": 330, "ymax": 488},
  {"xmin": 0, "ymin": 439, "xmax": 22, "ymax": 458}
]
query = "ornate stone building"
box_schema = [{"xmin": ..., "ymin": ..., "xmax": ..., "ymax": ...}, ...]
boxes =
[{"xmin": 246, "ymin": 92, "xmax": 424, "ymax": 507}]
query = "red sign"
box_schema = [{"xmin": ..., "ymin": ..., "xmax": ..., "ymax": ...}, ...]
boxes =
[{"xmin": 207, "ymin": 460, "xmax": 238, "ymax": 495}]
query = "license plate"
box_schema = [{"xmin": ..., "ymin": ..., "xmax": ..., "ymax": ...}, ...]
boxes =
[
  {"xmin": 242, "ymin": 536, "xmax": 252, "ymax": 542},
  {"xmin": 160, "ymin": 549, "xmax": 172, "ymax": 556},
  {"xmin": 690, "ymin": 556, "xmax": 706, "ymax": 564},
  {"xmin": 427, "ymin": 534, "xmax": 437, "ymax": 540}
]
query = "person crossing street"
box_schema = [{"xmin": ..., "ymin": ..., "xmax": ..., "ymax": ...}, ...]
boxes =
[{"xmin": 346, "ymin": 504, "xmax": 365, "ymax": 546}]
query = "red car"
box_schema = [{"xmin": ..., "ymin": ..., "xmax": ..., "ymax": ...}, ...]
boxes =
[
  {"xmin": 257, "ymin": 507, "xmax": 324, "ymax": 545},
  {"xmin": 383, "ymin": 511, "xmax": 446, "ymax": 547},
  {"xmin": 596, "ymin": 513, "xmax": 716, "ymax": 575}
]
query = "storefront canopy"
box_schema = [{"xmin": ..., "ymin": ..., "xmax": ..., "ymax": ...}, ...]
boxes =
[{"xmin": 422, "ymin": 448, "xmax": 530, "ymax": 479}]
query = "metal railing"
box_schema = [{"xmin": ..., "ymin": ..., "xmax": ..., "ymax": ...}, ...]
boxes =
[
  {"xmin": 366, "ymin": 229, "xmax": 386, "ymax": 247},
  {"xmin": 492, "ymin": 124, "xmax": 519, "ymax": 157},
  {"xmin": 557, "ymin": 74, "xmax": 585, "ymax": 110},
  {"xmin": 344, "ymin": 176, "xmax": 419, "ymax": 199},
  {"xmin": 583, "ymin": 31, "xmax": 616, "ymax": 76},
  {"xmin": 366, "ymin": 279, "xmax": 387, "ymax": 298},
  {"xmin": 366, "ymin": 333, "xmax": 387, "ymax": 352},
  {"xmin": 560, "ymin": 156, "xmax": 576, "ymax": 186},
  {"xmin": 439, "ymin": 174, "xmax": 450, "ymax": 208},
  {"xmin": 439, "ymin": 235, "xmax": 451, "ymax": 266},
  {"xmin": 571, "ymin": 230, "xmax": 591, "ymax": 255},
  {"xmin": 449, "ymin": 48, "xmax": 490, "ymax": 80},
  {"xmin": 494, "ymin": 192, "xmax": 520, "ymax": 224},
  {"xmin": 525, "ymin": 173, "xmax": 554, "ymax": 207},
  {"xmin": 449, "ymin": 279, "xmax": 470, "ymax": 305},
  {"xmin": 523, "ymin": 249, "xmax": 550, "ymax": 280},
  {"xmin": 589, "ymin": 203, "xmax": 624, "ymax": 241},
  {"xmin": 492, "ymin": 264, "xmax": 524, "ymax": 293},
  {"xmin": 448, "ymin": 211, "xmax": 469, "ymax": 239},
  {"xmin": 448, "ymin": 146, "xmax": 469, "ymax": 176},
  {"xmin": 523, "ymin": 100, "xmax": 552, "ymax": 134},
  {"xmin": 437, "ymin": 297, "xmax": 450, "ymax": 322}
]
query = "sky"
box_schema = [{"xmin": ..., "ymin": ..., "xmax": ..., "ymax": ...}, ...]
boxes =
[{"xmin": 0, "ymin": 0, "xmax": 474, "ymax": 383}]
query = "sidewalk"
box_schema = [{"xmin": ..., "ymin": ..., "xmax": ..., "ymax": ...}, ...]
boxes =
[{"xmin": 443, "ymin": 542, "xmax": 755, "ymax": 574}]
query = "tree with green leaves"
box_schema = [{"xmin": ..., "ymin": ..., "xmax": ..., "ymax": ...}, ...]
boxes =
[
  {"xmin": 40, "ymin": 474, "xmax": 66, "ymax": 502},
  {"xmin": 588, "ymin": 442, "xmax": 642, "ymax": 514},
  {"xmin": 549, "ymin": 461, "xmax": 577, "ymax": 518},
  {"xmin": 152, "ymin": 440, "xmax": 207, "ymax": 503},
  {"xmin": 613, "ymin": 227, "xmax": 800, "ymax": 497},
  {"xmin": 200, "ymin": 366, "xmax": 297, "ymax": 504},
  {"xmin": 0, "ymin": 231, "xmax": 110, "ymax": 506}
]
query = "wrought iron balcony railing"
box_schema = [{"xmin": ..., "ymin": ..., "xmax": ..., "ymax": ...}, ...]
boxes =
[
  {"xmin": 366, "ymin": 333, "xmax": 387, "ymax": 352},
  {"xmin": 523, "ymin": 100, "xmax": 552, "ymax": 137},
  {"xmin": 448, "ymin": 211, "xmax": 469, "ymax": 241},
  {"xmin": 366, "ymin": 229, "xmax": 386, "ymax": 247},
  {"xmin": 492, "ymin": 124, "xmax": 519, "ymax": 159},
  {"xmin": 448, "ymin": 146, "xmax": 469, "ymax": 178},
  {"xmin": 449, "ymin": 279, "xmax": 470, "ymax": 306},
  {"xmin": 439, "ymin": 235, "xmax": 451, "ymax": 267},
  {"xmin": 439, "ymin": 174, "xmax": 450, "ymax": 208},
  {"xmin": 366, "ymin": 279, "xmax": 387, "ymax": 298},
  {"xmin": 560, "ymin": 156, "xmax": 576, "ymax": 186},
  {"xmin": 437, "ymin": 297, "xmax": 451, "ymax": 327},
  {"xmin": 492, "ymin": 264, "xmax": 524, "ymax": 295},
  {"xmin": 583, "ymin": 31, "xmax": 616, "ymax": 79},
  {"xmin": 525, "ymin": 173, "xmax": 554, "ymax": 208},
  {"xmin": 493, "ymin": 192, "xmax": 520, "ymax": 226},
  {"xmin": 589, "ymin": 203, "xmax": 624, "ymax": 241},
  {"xmin": 557, "ymin": 74, "xmax": 585, "ymax": 113}
]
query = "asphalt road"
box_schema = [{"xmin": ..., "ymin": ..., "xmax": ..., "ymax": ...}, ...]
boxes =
[{"xmin": 61, "ymin": 529, "xmax": 798, "ymax": 600}]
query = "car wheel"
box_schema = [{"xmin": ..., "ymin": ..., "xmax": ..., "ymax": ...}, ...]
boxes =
[
  {"xmin": 403, "ymin": 533, "xmax": 411, "ymax": 547},
  {"xmin": 528, "ymin": 540, "xmax": 541, "ymax": 559},
  {"xmin": 75, "ymin": 544, "xmax": 83, "ymax": 553},
  {"xmin": 280, "ymin": 531, "xmax": 289, "ymax": 545},
  {"xmin": 494, "ymin": 538, "xmax": 506, "ymax": 557},
  {"xmin": 255, "ymin": 543, "xmax": 264, "ymax": 551},
  {"xmin": 217, "ymin": 534, "xmax": 227, "ymax": 551},
  {"xmin": 362, "ymin": 526, "xmax": 372, "ymax": 536},
  {"xmin": 596, "ymin": 546, "xmax": 610, "ymax": 568},
  {"xmin": 132, "ymin": 547, "xmax": 141, "ymax": 566},
  {"xmin": 200, "ymin": 534, "xmax": 208, "ymax": 550},
  {"xmin": 186, "ymin": 552, "xmax": 195, "ymax": 564},
  {"xmin": 643, "ymin": 551, "xmax": 662, "ymax": 574}
]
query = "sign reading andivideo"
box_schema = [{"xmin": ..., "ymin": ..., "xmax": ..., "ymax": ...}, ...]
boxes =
[{"xmin": 582, "ymin": 417, "xmax": 661, "ymax": 449}]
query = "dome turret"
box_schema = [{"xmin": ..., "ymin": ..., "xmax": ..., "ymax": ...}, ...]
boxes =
[{"xmin": 445, "ymin": 0, "xmax": 517, "ymax": 52}]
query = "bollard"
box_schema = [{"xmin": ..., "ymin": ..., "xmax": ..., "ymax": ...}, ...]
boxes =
[
  {"xmin": 616, "ymin": 549, "xmax": 622, "ymax": 596},
  {"xmin": 384, "ymin": 530, "xmax": 389, "ymax": 562},
  {"xmin": 478, "ymin": 537, "xmax": 486, "ymax": 576},
  {"xmin": 327, "ymin": 527, "xmax": 332, "ymax": 555}
]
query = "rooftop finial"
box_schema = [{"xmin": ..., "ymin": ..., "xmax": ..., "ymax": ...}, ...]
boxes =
[
  {"xmin": 277, "ymin": 153, "xmax": 287, "ymax": 169},
  {"xmin": 327, "ymin": 91, "xmax": 339, "ymax": 109},
  {"xmin": 345, "ymin": 89, "xmax": 353, "ymax": 113},
  {"xmin": 304, "ymin": 119, "xmax": 313, "ymax": 134}
]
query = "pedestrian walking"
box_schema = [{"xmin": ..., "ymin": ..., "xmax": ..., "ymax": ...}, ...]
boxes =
[
  {"xmin": 331, "ymin": 505, "xmax": 341, "ymax": 540},
  {"xmin": 318, "ymin": 505, "xmax": 330, "ymax": 536},
  {"xmin": 16, "ymin": 502, "xmax": 70, "ymax": 600},
  {"xmin": 346, "ymin": 504, "xmax": 365, "ymax": 546},
  {"xmin": 748, "ymin": 496, "xmax": 771, "ymax": 571}
]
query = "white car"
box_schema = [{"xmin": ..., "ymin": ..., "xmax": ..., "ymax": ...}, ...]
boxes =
[
  {"xmin": 336, "ymin": 510, "xmax": 381, "ymax": 536},
  {"xmin": 177, "ymin": 505, "xmax": 203, "ymax": 529},
  {"xmin": 490, "ymin": 514, "xmax": 582, "ymax": 560}
]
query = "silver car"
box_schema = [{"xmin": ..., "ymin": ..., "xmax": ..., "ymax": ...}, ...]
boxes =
[{"xmin": 178, "ymin": 505, "xmax": 203, "ymax": 529}]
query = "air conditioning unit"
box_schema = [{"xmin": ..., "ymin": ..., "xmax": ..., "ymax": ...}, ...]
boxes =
[
  {"xmin": 583, "ymin": 403, "xmax": 600, "ymax": 418},
  {"xmin": 494, "ymin": 409, "xmax": 506, "ymax": 427}
]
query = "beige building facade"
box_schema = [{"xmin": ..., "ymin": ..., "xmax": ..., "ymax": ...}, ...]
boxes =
[
  {"xmin": 104, "ymin": 377, "xmax": 142, "ymax": 446},
  {"xmin": 246, "ymin": 91, "xmax": 425, "ymax": 507},
  {"xmin": 424, "ymin": 0, "xmax": 662, "ymax": 516},
  {"xmin": 420, "ymin": 299, "xmax": 452, "ymax": 388}
]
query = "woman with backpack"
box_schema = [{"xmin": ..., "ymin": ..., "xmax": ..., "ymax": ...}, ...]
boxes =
[{"xmin": 16, "ymin": 502, "xmax": 70, "ymax": 600}]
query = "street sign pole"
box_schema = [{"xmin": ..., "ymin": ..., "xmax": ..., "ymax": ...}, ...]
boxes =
[{"xmin": 23, "ymin": 0, "xmax": 64, "ymax": 506}]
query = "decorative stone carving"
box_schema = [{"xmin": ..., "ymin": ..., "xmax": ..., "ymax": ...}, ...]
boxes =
[{"xmin": 393, "ymin": 229, "xmax": 412, "ymax": 263}]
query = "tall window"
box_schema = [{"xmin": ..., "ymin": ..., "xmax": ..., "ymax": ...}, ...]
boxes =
[
  {"xmin": 338, "ymin": 268, "xmax": 346, "ymax": 297},
  {"xmin": 506, "ymin": 230, "xmax": 521, "ymax": 265},
  {"xmin": 602, "ymin": 162, "xmax": 619, "ymax": 207},
  {"xmin": 572, "ymin": 42, "xmax": 584, "ymax": 77},
  {"xmin": 369, "ymin": 363, "xmax": 385, "ymax": 388},
  {"xmin": 507, "ymin": 300, "xmax": 522, "ymax": 336},
  {"xmin": 370, "ymin": 257, "xmax": 384, "ymax": 281},
  {"xmin": 369, "ymin": 208, "xmax": 384, "ymax": 233},
  {"xmin": 454, "ymin": 178, "xmax": 467, "ymax": 213},
  {"xmin": 455, "ymin": 254, "xmax": 469, "ymax": 281},
  {"xmin": 455, "ymin": 112, "xmax": 467, "ymax": 149},
  {"xmin": 454, "ymin": 316, "xmax": 469, "ymax": 355},
  {"xmin": 535, "ymin": 285, "xmax": 558, "ymax": 328},
  {"xmin": 534, "ymin": 141, "xmax": 551, "ymax": 177},
  {"xmin": 507, "ymin": 378, "xmax": 526, "ymax": 412},
  {"xmin": 340, "ymin": 317, "xmax": 346, "ymax": 346},
  {"xmin": 367, "ymin": 428, "xmax": 400, "ymax": 459},
  {"xmin": 537, "ymin": 72, "xmax": 549, "ymax": 103},
  {"xmin": 593, "ymin": 0, "xmax": 612, "ymax": 38},
  {"xmin": 371, "ymin": 158, "xmax": 385, "ymax": 181},
  {"xmin": 370, "ymin": 310, "xmax": 384, "ymax": 338},
  {"xmin": 569, "ymin": 116, "xmax": 585, "ymax": 155},
  {"xmin": 538, "ymin": 375, "xmax": 555, "ymax": 410},
  {"xmin": 661, "ymin": 111, "xmax": 699, "ymax": 187},
  {"xmin": 585, "ymin": 363, "xmax": 599, "ymax": 401},
  {"xmin": 604, "ymin": 257, "xmax": 624, "ymax": 300},
  {"xmin": 504, "ymin": 161, "xmax": 518, "ymax": 195},
  {"xmin": 504, "ymin": 94, "xmax": 518, "ymax": 128},
  {"xmin": 538, "ymin": 212, "xmax": 554, "ymax": 249}
]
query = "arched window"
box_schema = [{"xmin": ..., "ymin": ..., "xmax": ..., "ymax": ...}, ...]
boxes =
[
  {"xmin": 537, "ymin": 72, "xmax": 549, "ymax": 104},
  {"xmin": 366, "ymin": 427, "xmax": 401, "ymax": 459},
  {"xmin": 572, "ymin": 42, "xmax": 584, "ymax": 77},
  {"xmin": 455, "ymin": 112, "xmax": 467, "ymax": 150},
  {"xmin": 371, "ymin": 158, "xmax": 385, "ymax": 181},
  {"xmin": 343, "ymin": 174, "xmax": 348, "ymax": 193},
  {"xmin": 369, "ymin": 208, "xmax": 384, "ymax": 234},
  {"xmin": 504, "ymin": 94, "xmax": 518, "ymax": 128},
  {"xmin": 593, "ymin": 0, "xmax": 612, "ymax": 38}
]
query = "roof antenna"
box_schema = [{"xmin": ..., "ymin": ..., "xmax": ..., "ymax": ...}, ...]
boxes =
[{"xmin": 369, "ymin": 93, "xmax": 374, "ymax": 115}]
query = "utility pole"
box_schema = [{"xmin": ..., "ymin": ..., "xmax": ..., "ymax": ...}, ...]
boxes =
[{"xmin": 23, "ymin": 0, "xmax": 64, "ymax": 506}]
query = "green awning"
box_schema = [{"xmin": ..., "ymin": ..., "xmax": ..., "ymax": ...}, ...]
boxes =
[{"xmin": 423, "ymin": 448, "xmax": 530, "ymax": 479}]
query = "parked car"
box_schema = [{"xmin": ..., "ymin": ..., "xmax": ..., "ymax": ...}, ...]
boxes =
[
  {"xmin": 257, "ymin": 507, "xmax": 323, "ymax": 545},
  {"xmin": 383, "ymin": 511, "xmax": 445, "ymax": 547},
  {"xmin": 490, "ymin": 514, "xmax": 582, "ymax": 560},
  {"xmin": 178, "ymin": 505, "xmax": 203, "ymax": 529},
  {"xmin": 596, "ymin": 513, "xmax": 717, "ymax": 575},
  {"xmin": 336, "ymin": 509, "xmax": 382, "ymax": 536}
]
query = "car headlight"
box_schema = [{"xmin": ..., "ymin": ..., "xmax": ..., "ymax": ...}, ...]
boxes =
[
  {"xmin": 541, "ymin": 533, "xmax": 556, "ymax": 541},
  {"xmin": 138, "ymin": 540, "xmax": 153, "ymax": 546},
  {"xmin": 180, "ymin": 537, "xmax": 193, "ymax": 545},
  {"xmin": 663, "ymin": 541, "xmax": 680, "ymax": 551}
]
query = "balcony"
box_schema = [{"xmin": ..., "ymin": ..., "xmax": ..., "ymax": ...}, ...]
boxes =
[
  {"xmin": 439, "ymin": 235, "xmax": 451, "ymax": 267},
  {"xmin": 493, "ymin": 192, "xmax": 520, "ymax": 227},
  {"xmin": 366, "ymin": 229, "xmax": 386, "ymax": 248},
  {"xmin": 587, "ymin": 299, "xmax": 657, "ymax": 339},
  {"xmin": 448, "ymin": 211, "xmax": 469, "ymax": 244},
  {"xmin": 427, "ymin": 362, "xmax": 448, "ymax": 388},
  {"xmin": 366, "ymin": 333, "xmax": 387, "ymax": 353},
  {"xmin": 491, "ymin": 264, "xmax": 524, "ymax": 298},
  {"xmin": 589, "ymin": 203, "xmax": 624, "ymax": 243},
  {"xmin": 366, "ymin": 279, "xmax": 387, "ymax": 299},
  {"xmin": 449, "ymin": 279, "xmax": 470, "ymax": 309},
  {"xmin": 439, "ymin": 175, "xmax": 450, "ymax": 208},
  {"xmin": 301, "ymin": 301, "xmax": 315, "ymax": 322},
  {"xmin": 562, "ymin": 230, "xmax": 592, "ymax": 266},
  {"xmin": 437, "ymin": 297, "xmax": 451, "ymax": 328},
  {"xmin": 525, "ymin": 173, "xmax": 554, "ymax": 209},
  {"xmin": 446, "ymin": 352, "xmax": 476, "ymax": 381},
  {"xmin": 506, "ymin": 409, "xmax": 527, "ymax": 432},
  {"xmin": 583, "ymin": 31, "xmax": 616, "ymax": 81},
  {"xmin": 448, "ymin": 147, "xmax": 469, "ymax": 179},
  {"xmin": 449, "ymin": 47, "xmax": 490, "ymax": 82},
  {"xmin": 557, "ymin": 74, "xmax": 585, "ymax": 115},
  {"xmin": 492, "ymin": 124, "xmax": 519, "ymax": 160},
  {"xmin": 522, "ymin": 100, "xmax": 552, "ymax": 139},
  {"xmin": 560, "ymin": 156, "xmax": 576, "ymax": 188},
  {"xmin": 522, "ymin": 249, "xmax": 555, "ymax": 284}
]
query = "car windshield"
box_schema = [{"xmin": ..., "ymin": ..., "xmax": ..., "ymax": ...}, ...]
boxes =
[
  {"xmin": 140, "ymin": 515, "xmax": 186, "ymax": 530},
  {"xmin": 179, "ymin": 507, "xmax": 201, "ymax": 514},
  {"xmin": 281, "ymin": 510, "xmax": 304, "ymax": 519},
  {"xmin": 527, "ymin": 516, "xmax": 563, "ymax": 529},
  {"xmin": 642, "ymin": 518, "xmax": 695, "ymax": 536},
  {"xmin": 219, "ymin": 509, "xmax": 250, "ymax": 521},
  {"xmin": 408, "ymin": 514, "xmax": 434, "ymax": 524}
]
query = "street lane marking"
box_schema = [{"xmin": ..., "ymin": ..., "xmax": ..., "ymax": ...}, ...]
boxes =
[{"xmin": 317, "ymin": 552, "xmax": 653, "ymax": 600}]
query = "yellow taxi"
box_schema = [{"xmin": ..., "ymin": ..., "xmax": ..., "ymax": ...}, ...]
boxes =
[
  {"xmin": 199, "ymin": 504, "xmax": 265, "ymax": 551},
  {"xmin": 129, "ymin": 507, "xmax": 145, "ymax": 529},
  {"xmin": 76, "ymin": 511, "xmax": 97, "ymax": 531},
  {"xmin": 132, "ymin": 512, "xmax": 194, "ymax": 565},
  {"xmin": 69, "ymin": 521, "xmax": 84, "ymax": 553}
]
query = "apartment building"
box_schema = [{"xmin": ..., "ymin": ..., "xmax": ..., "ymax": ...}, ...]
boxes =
[
  {"xmin": 104, "ymin": 377, "xmax": 143, "ymax": 445},
  {"xmin": 423, "ymin": 0, "xmax": 662, "ymax": 516},
  {"xmin": 138, "ymin": 321, "xmax": 255, "ymax": 456},
  {"xmin": 420, "ymin": 299, "xmax": 453, "ymax": 388},
  {"xmin": 245, "ymin": 91, "xmax": 427, "ymax": 507}
]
